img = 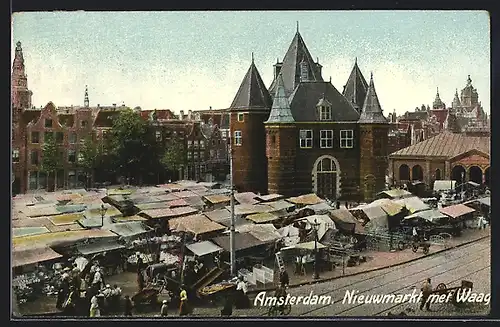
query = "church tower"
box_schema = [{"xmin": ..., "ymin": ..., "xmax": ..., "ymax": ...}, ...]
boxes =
[
  {"xmin": 12, "ymin": 41, "xmax": 32, "ymax": 110},
  {"xmin": 265, "ymin": 73, "xmax": 296, "ymax": 196},
  {"xmin": 342, "ymin": 58, "xmax": 369, "ymax": 113},
  {"xmin": 229, "ymin": 55, "xmax": 272, "ymax": 194},
  {"xmin": 432, "ymin": 87, "xmax": 445, "ymax": 109},
  {"xmin": 358, "ymin": 73, "xmax": 389, "ymax": 201},
  {"xmin": 84, "ymin": 85, "xmax": 90, "ymax": 107}
]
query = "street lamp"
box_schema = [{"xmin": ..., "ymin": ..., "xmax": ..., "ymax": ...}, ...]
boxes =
[
  {"xmin": 99, "ymin": 204, "xmax": 107, "ymax": 227},
  {"xmin": 311, "ymin": 219, "xmax": 321, "ymax": 280},
  {"xmin": 461, "ymin": 172, "xmax": 465, "ymax": 198}
]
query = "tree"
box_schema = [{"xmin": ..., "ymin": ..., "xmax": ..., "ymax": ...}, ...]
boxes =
[
  {"xmin": 79, "ymin": 134, "xmax": 101, "ymax": 187},
  {"xmin": 41, "ymin": 134, "xmax": 62, "ymax": 191},
  {"xmin": 161, "ymin": 138, "xmax": 186, "ymax": 181},
  {"xmin": 108, "ymin": 109, "xmax": 161, "ymax": 184}
]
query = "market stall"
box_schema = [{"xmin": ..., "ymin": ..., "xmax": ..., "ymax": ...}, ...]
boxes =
[
  {"xmin": 169, "ymin": 214, "xmax": 226, "ymax": 241},
  {"xmin": 393, "ymin": 196, "xmax": 430, "ymax": 214}
]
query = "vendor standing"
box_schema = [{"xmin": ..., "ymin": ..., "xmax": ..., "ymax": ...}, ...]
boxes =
[
  {"xmin": 179, "ymin": 285, "xmax": 189, "ymax": 316},
  {"xmin": 235, "ymin": 278, "xmax": 250, "ymax": 309}
]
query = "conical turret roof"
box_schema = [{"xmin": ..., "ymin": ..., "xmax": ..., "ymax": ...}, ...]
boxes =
[
  {"xmin": 269, "ymin": 29, "xmax": 323, "ymax": 97},
  {"xmin": 266, "ymin": 73, "xmax": 295, "ymax": 124},
  {"xmin": 230, "ymin": 57, "xmax": 272, "ymax": 111},
  {"xmin": 342, "ymin": 58, "xmax": 368, "ymax": 111},
  {"xmin": 358, "ymin": 73, "xmax": 388, "ymax": 124}
]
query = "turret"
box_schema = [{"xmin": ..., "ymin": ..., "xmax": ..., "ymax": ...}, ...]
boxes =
[
  {"xmin": 358, "ymin": 73, "xmax": 389, "ymax": 201},
  {"xmin": 229, "ymin": 54, "xmax": 272, "ymax": 194},
  {"xmin": 11, "ymin": 41, "xmax": 32, "ymax": 109},
  {"xmin": 265, "ymin": 73, "xmax": 296, "ymax": 196}
]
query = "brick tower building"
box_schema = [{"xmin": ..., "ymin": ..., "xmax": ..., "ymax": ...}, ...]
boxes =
[
  {"xmin": 229, "ymin": 55, "xmax": 272, "ymax": 194},
  {"xmin": 12, "ymin": 41, "xmax": 33, "ymax": 194},
  {"xmin": 265, "ymin": 73, "xmax": 297, "ymax": 196},
  {"xmin": 358, "ymin": 73, "xmax": 389, "ymax": 202},
  {"xmin": 228, "ymin": 26, "xmax": 389, "ymax": 201}
]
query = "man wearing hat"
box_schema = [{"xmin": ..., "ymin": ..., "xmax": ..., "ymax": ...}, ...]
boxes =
[
  {"xmin": 161, "ymin": 299, "xmax": 169, "ymax": 316},
  {"xmin": 92, "ymin": 267, "xmax": 103, "ymax": 294}
]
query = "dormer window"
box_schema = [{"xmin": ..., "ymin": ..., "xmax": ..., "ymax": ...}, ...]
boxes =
[
  {"xmin": 237, "ymin": 113, "xmax": 244, "ymax": 122},
  {"xmin": 320, "ymin": 106, "xmax": 332, "ymax": 120}
]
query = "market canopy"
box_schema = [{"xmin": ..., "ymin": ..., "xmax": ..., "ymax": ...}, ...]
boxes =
[
  {"xmin": 376, "ymin": 189, "xmax": 413, "ymax": 200},
  {"xmin": 266, "ymin": 200, "xmax": 296, "ymax": 212},
  {"xmin": 282, "ymin": 241, "xmax": 327, "ymax": 251},
  {"xmin": 204, "ymin": 194, "xmax": 231, "ymax": 205},
  {"xmin": 13, "ymin": 226, "xmax": 50, "ymax": 238},
  {"xmin": 433, "ymin": 180, "xmax": 456, "ymax": 192},
  {"xmin": 236, "ymin": 223, "xmax": 281, "ymax": 242},
  {"xmin": 139, "ymin": 206, "xmax": 198, "ymax": 219},
  {"xmin": 169, "ymin": 214, "xmax": 226, "ymax": 236},
  {"xmin": 12, "ymin": 246, "xmax": 63, "ymax": 267},
  {"xmin": 186, "ymin": 241, "xmax": 223, "ymax": 257},
  {"xmin": 302, "ymin": 202, "xmax": 334, "ymax": 214},
  {"xmin": 211, "ymin": 232, "xmax": 266, "ymax": 252},
  {"xmin": 300, "ymin": 214, "xmax": 336, "ymax": 241},
  {"xmin": 49, "ymin": 213, "xmax": 85, "ymax": 226},
  {"xmin": 370, "ymin": 199, "xmax": 405, "ymax": 216},
  {"xmin": 404, "ymin": 209, "xmax": 449, "ymax": 224},
  {"xmin": 328, "ymin": 209, "xmax": 365, "ymax": 234},
  {"xmin": 13, "ymin": 229, "xmax": 118, "ymax": 250},
  {"xmin": 255, "ymin": 194, "xmax": 285, "ymax": 202},
  {"xmin": 286, "ymin": 193, "xmax": 323, "ymax": 206},
  {"xmin": 246, "ymin": 212, "xmax": 281, "ymax": 224},
  {"xmin": 439, "ymin": 204, "xmax": 476, "ymax": 219},
  {"xmin": 77, "ymin": 241, "xmax": 126, "ymax": 255},
  {"xmin": 394, "ymin": 197, "xmax": 430, "ymax": 214},
  {"xmin": 234, "ymin": 192, "xmax": 260, "ymax": 205},
  {"xmin": 106, "ymin": 221, "xmax": 151, "ymax": 238}
]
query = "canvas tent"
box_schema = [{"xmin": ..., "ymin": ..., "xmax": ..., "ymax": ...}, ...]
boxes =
[
  {"xmin": 403, "ymin": 209, "xmax": 449, "ymax": 225},
  {"xmin": 328, "ymin": 209, "xmax": 365, "ymax": 234},
  {"xmin": 434, "ymin": 180, "xmax": 456, "ymax": 193},
  {"xmin": 394, "ymin": 197, "xmax": 430, "ymax": 214}
]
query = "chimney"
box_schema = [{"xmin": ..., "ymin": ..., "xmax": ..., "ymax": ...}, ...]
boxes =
[
  {"xmin": 188, "ymin": 110, "xmax": 192, "ymax": 120},
  {"xmin": 97, "ymin": 104, "xmax": 100, "ymax": 107},
  {"xmin": 273, "ymin": 60, "xmax": 283, "ymax": 79},
  {"xmin": 179, "ymin": 110, "xmax": 184, "ymax": 120},
  {"xmin": 209, "ymin": 106, "xmax": 212, "ymax": 110},
  {"xmin": 112, "ymin": 103, "xmax": 116, "ymax": 107}
]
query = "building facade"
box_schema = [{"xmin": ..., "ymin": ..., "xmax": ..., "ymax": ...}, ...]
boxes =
[
  {"xmin": 388, "ymin": 131, "xmax": 490, "ymax": 189},
  {"xmin": 228, "ymin": 28, "xmax": 389, "ymax": 201}
]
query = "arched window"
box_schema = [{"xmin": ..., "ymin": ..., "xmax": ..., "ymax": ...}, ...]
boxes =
[
  {"xmin": 435, "ymin": 169, "xmax": 441, "ymax": 180},
  {"xmin": 399, "ymin": 164, "xmax": 410, "ymax": 181}
]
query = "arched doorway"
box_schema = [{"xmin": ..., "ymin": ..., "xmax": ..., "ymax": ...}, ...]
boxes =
[
  {"xmin": 469, "ymin": 166, "xmax": 483, "ymax": 184},
  {"xmin": 485, "ymin": 167, "xmax": 490, "ymax": 188},
  {"xmin": 411, "ymin": 165, "xmax": 423, "ymax": 181},
  {"xmin": 399, "ymin": 164, "xmax": 410, "ymax": 181},
  {"xmin": 451, "ymin": 165, "xmax": 466, "ymax": 184},
  {"xmin": 313, "ymin": 155, "xmax": 339, "ymax": 200},
  {"xmin": 435, "ymin": 169, "xmax": 441, "ymax": 180}
]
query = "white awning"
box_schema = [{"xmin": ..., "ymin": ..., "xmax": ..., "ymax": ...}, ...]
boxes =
[{"xmin": 186, "ymin": 241, "xmax": 223, "ymax": 257}]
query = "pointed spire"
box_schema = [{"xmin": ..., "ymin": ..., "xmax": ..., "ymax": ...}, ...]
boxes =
[
  {"xmin": 358, "ymin": 73, "xmax": 387, "ymax": 124},
  {"xmin": 342, "ymin": 58, "xmax": 369, "ymax": 112},
  {"xmin": 230, "ymin": 59, "xmax": 272, "ymax": 110},
  {"xmin": 251, "ymin": 52, "xmax": 254, "ymax": 63},
  {"xmin": 269, "ymin": 27, "xmax": 323, "ymax": 97},
  {"xmin": 266, "ymin": 73, "xmax": 295, "ymax": 124},
  {"xmin": 296, "ymin": 21, "xmax": 299, "ymax": 33},
  {"xmin": 84, "ymin": 85, "xmax": 89, "ymax": 107},
  {"xmin": 452, "ymin": 88, "xmax": 461, "ymax": 109},
  {"xmin": 433, "ymin": 86, "xmax": 444, "ymax": 109}
]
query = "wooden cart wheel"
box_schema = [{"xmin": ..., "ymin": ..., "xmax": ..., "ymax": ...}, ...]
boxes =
[
  {"xmin": 436, "ymin": 283, "xmax": 447, "ymax": 291},
  {"xmin": 397, "ymin": 241, "xmax": 405, "ymax": 251},
  {"xmin": 412, "ymin": 244, "xmax": 418, "ymax": 253},
  {"xmin": 423, "ymin": 245, "xmax": 430, "ymax": 255}
]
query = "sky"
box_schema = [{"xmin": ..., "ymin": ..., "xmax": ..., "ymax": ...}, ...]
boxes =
[{"xmin": 12, "ymin": 11, "xmax": 490, "ymax": 115}]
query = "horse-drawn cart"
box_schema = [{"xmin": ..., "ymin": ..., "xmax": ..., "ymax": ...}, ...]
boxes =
[{"xmin": 432, "ymin": 280, "xmax": 474, "ymax": 307}]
